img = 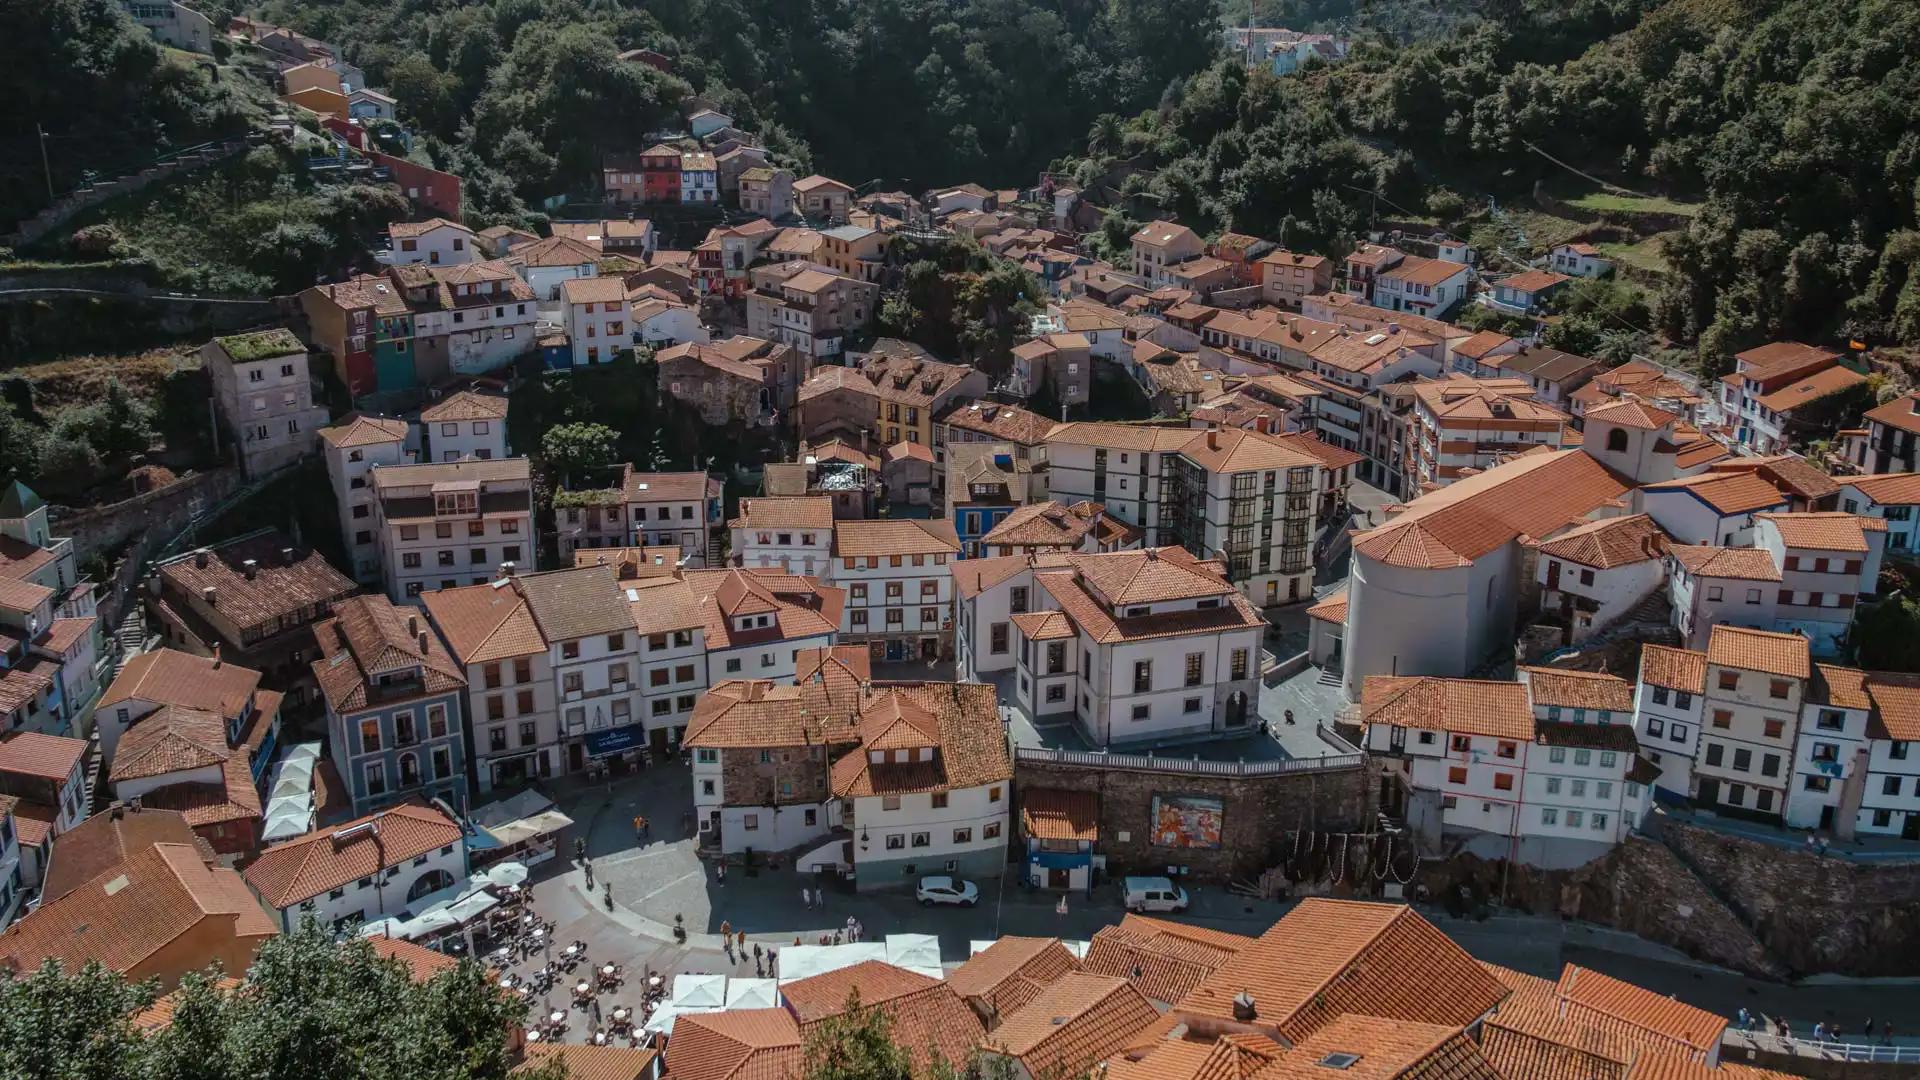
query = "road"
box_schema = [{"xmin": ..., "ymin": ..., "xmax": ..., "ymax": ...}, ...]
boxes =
[{"xmin": 517, "ymin": 769, "xmax": 1920, "ymax": 1036}]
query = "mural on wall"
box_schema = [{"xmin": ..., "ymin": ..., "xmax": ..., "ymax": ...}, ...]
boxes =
[{"xmin": 1151, "ymin": 793, "xmax": 1224, "ymax": 848}]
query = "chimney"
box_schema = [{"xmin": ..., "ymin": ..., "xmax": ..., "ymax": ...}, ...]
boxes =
[
  {"xmin": 193, "ymin": 548, "xmax": 210, "ymax": 569},
  {"xmin": 1207, "ymin": 428, "xmax": 1220, "ymax": 450},
  {"xmin": 1387, "ymin": 322, "xmax": 1400, "ymax": 334},
  {"xmin": 1144, "ymin": 548, "xmax": 1159, "ymax": 561},
  {"xmin": 282, "ymin": 547, "xmax": 296, "ymax": 565},
  {"xmin": 110, "ymin": 803, "xmax": 125, "ymax": 820},
  {"xmin": 418, "ymin": 631, "xmax": 430, "ymax": 652},
  {"xmin": 1255, "ymin": 412, "xmax": 1271, "ymax": 434},
  {"xmin": 408, "ymin": 614, "xmax": 420, "ymax": 636},
  {"xmin": 212, "ymin": 643, "xmax": 222, "ymax": 668},
  {"xmin": 242, "ymin": 558, "xmax": 258, "ymax": 581},
  {"xmin": 500, "ymin": 561, "xmax": 517, "ymax": 578},
  {"xmin": 1232, "ymin": 992, "xmax": 1258, "ymax": 1022},
  {"xmin": 202, "ymin": 586, "xmax": 217, "ymax": 606}
]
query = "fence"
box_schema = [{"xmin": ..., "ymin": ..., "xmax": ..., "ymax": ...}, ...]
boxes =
[
  {"xmin": 1725, "ymin": 1030, "xmax": 1920, "ymax": 1065},
  {"xmin": 1015, "ymin": 744, "xmax": 1365, "ymax": 778}
]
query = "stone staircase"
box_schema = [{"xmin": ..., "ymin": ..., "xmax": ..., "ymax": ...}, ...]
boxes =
[{"xmin": 110, "ymin": 605, "xmax": 147, "ymax": 678}]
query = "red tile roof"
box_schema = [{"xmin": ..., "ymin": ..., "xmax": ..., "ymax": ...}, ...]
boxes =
[
  {"xmin": 0, "ymin": 731, "xmax": 85, "ymax": 780},
  {"xmin": 1080, "ymin": 914, "xmax": 1254, "ymax": 1005},
  {"xmin": 1536, "ymin": 514, "xmax": 1667, "ymax": 569},
  {"xmin": 1639, "ymin": 646, "xmax": 1707, "ymax": 695},
  {"xmin": 989, "ymin": 973, "xmax": 1159, "ymax": 1076},
  {"xmin": 1706, "ymin": 625, "xmax": 1811, "ymax": 680},
  {"xmin": 1352, "ymin": 450, "xmax": 1628, "ymax": 570},
  {"xmin": 1362, "ymin": 677, "xmax": 1534, "ymax": 741},
  {"xmin": 1668, "ymin": 545, "xmax": 1781, "ymax": 581},
  {"xmin": 242, "ymin": 802, "xmax": 463, "ymax": 908},
  {"xmin": 948, "ymin": 937, "xmax": 1080, "ymax": 1023}
]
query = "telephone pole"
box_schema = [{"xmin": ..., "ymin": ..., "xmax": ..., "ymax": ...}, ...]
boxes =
[{"xmin": 36, "ymin": 123, "xmax": 55, "ymax": 201}]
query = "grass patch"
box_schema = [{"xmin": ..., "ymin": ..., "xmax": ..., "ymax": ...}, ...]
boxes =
[
  {"xmin": 1561, "ymin": 189, "xmax": 1700, "ymax": 218},
  {"xmin": 8, "ymin": 348, "xmax": 197, "ymax": 412},
  {"xmin": 1596, "ymin": 234, "xmax": 1676, "ymax": 277}
]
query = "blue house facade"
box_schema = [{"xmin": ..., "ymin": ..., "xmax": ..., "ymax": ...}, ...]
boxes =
[
  {"xmin": 312, "ymin": 595, "xmax": 470, "ymax": 817},
  {"xmin": 947, "ymin": 445, "xmax": 1030, "ymax": 558}
]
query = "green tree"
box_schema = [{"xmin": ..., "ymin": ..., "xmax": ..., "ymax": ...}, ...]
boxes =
[
  {"xmin": 541, "ymin": 421, "xmax": 618, "ymax": 485},
  {"xmin": 802, "ymin": 990, "xmax": 914, "ymax": 1080},
  {"xmin": 1855, "ymin": 595, "xmax": 1920, "ymax": 672},
  {"xmin": 94, "ymin": 379, "xmax": 154, "ymax": 457},
  {"xmin": 0, "ymin": 959, "xmax": 151, "ymax": 1080},
  {"xmin": 0, "ymin": 400, "xmax": 41, "ymax": 483}
]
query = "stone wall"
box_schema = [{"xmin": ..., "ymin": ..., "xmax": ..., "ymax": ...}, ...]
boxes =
[
  {"xmin": 1419, "ymin": 822, "xmax": 1920, "ymax": 978},
  {"xmin": 50, "ymin": 467, "xmax": 242, "ymax": 562},
  {"xmin": 1015, "ymin": 757, "xmax": 1373, "ymax": 883}
]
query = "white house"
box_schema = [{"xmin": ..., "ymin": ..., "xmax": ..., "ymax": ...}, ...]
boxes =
[
  {"xmin": 830, "ymin": 519, "xmax": 961, "ymax": 662},
  {"xmin": 319, "ymin": 415, "xmax": 412, "ymax": 583},
  {"xmin": 1665, "ymin": 545, "xmax": 1780, "ymax": 650},
  {"xmin": 1634, "ymin": 645, "xmax": 1707, "ymax": 799},
  {"xmin": 1372, "ymin": 256, "xmax": 1472, "ymax": 318},
  {"xmin": 1362, "ymin": 677, "xmax": 1533, "ymax": 844},
  {"xmin": 1641, "ymin": 471, "xmax": 1791, "ymax": 547},
  {"xmin": 1534, "ymin": 514, "xmax": 1667, "ymax": 644},
  {"xmin": 419, "ymin": 390, "xmax": 509, "ymax": 462},
  {"xmin": 561, "ymin": 276, "xmax": 633, "ymax": 368},
  {"xmin": 388, "ymin": 262, "xmax": 539, "ymax": 378},
  {"xmin": 388, "ymin": 219, "xmax": 477, "ymax": 267},
  {"xmin": 1693, "ymin": 625, "xmax": 1809, "ymax": 823},
  {"xmin": 680, "ymin": 151, "xmax": 718, "ymax": 204},
  {"xmin": 631, "ymin": 298, "xmax": 709, "ymax": 348},
  {"xmin": 1547, "ymin": 243, "xmax": 1612, "ymax": 279},
  {"xmin": 509, "ymin": 236, "xmax": 601, "ymax": 301},
  {"xmin": 729, "ymin": 496, "xmax": 836, "ymax": 577},
  {"xmin": 241, "ymin": 803, "xmax": 468, "ymax": 933},
  {"xmin": 369, "ymin": 458, "xmax": 534, "ymax": 602},
  {"xmin": 419, "ymin": 582, "xmax": 558, "ymax": 793},
  {"xmin": 1752, "ymin": 512, "xmax": 1884, "ymax": 656},
  {"xmin": 1858, "ymin": 677, "xmax": 1920, "ymax": 838},
  {"xmin": 678, "ymin": 568, "xmax": 844, "ymax": 687},
  {"xmin": 202, "ymin": 329, "xmax": 331, "ymax": 479},
  {"xmin": 1786, "ymin": 664, "xmax": 1874, "ymax": 832},
  {"xmin": 1839, "ymin": 474, "xmax": 1920, "ymax": 555}
]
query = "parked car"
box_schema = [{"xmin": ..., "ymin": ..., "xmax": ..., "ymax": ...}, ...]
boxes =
[
  {"xmin": 1123, "ymin": 875, "xmax": 1189, "ymax": 913},
  {"xmin": 916, "ymin": 876, "xmax": 980, "ymax": 907}
]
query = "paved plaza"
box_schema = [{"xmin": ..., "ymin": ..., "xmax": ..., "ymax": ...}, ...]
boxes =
[{"xmin": 497, "ymin": 764, "xmax": 1920, "ymax": 1052}]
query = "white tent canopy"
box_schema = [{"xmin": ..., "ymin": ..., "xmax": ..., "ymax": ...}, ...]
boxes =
[
  {"xmin": 262, "ymin": 741, "xmax": 323, "ymax": 843},
  {"xmin": 774, "ymin": 943, "xmax": 889, "ymax": 986},
  {"xmin": 470, "ymin": 790, "xmax": 574, "ymax": 848},
  {"xmin": 724, "ymin": 978, "xmax": 778, "ymax": 1010},
  {"xmin": 883, "ymin": 934, "xmax": 942, "ymax": 979},
  {"xmin": 672, "ymin": 973, "xmax": 728, "ymax": 1010}
]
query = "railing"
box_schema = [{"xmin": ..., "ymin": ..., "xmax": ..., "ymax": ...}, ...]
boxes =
[
  {"xmin": 1015, "ymin": 744, "xmax": 1365, "ymax": 778},
  {"xmin": 1724, "ymin": 1030, "xmax": 1920, "ymax": 1064}
]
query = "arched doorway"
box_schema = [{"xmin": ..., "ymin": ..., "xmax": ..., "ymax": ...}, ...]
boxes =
[
  {"xmin": 407, "ymin": 868, "xmax": 454, "ymax": 903},
  {"xmin": 1225, "ymin": 691, "xmax": 1249, "ymax": 727}
]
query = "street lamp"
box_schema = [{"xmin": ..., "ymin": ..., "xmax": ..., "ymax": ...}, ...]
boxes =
[{"xmin": 859, "ymin": 827, "xmax": 869, "ymax": 852}]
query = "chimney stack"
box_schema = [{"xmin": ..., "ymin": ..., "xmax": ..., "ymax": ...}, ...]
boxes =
[
  {"xmin": 1207, "ymin": 428, "xmax": 1220, "ymax": 450},
  {"xmin": 408, "ymin": 614, "xmax": 420, "ymax": 636},
  {"xmin": 212, "ymin": 643, "xmax": 222, "ymax": 669},
  {"xmin": 242, "ymin": 558, "xmax": 258, "ymax": 581},
  {"xmin": 1232, "ymin": 992, "xmax": 1258, "ymax": 1022},
  {"xmin": 202, "ymin": 586, "xmax": 217, "ymax": 606},
  {"xmin": 418, "ymin": 631, "xmax": 430, "ymax": 652},
  {"xmin": 282, "ymin": 547, "xmax": 296, "ymax": 565},
  {"xmin": 500, "ymin": 561, "xmax": 517, "ymax": 578},
  {"xmin": 194, "ymin": 548, "xmax": 210, "ymax": 569}
]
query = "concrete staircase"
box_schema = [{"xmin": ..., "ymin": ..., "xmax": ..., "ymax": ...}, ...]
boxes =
[{"xmin": 110, "ymin": 605, "xmax": 147, "ymax": 678}]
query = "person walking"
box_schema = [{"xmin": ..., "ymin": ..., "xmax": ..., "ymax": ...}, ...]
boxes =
[
  {"xmin": 737, "ymin": 930, "xmax": 747, "ymax": 953},
  {"xmin": 717, "ymin": 862, "xmax": 727, "ymax": 887},
  {"xmin": 800, "ymin": 886, "xmax": 811, "ymax": 910},
  {"xmin": 584, "ymin": 860, "xmax": 595, "ymax": 890}
]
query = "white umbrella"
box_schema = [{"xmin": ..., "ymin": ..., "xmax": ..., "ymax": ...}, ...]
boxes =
[
  {"xmin": 484, "ymin": 861, "xmax": 530, "ymax": 887},
  {"xmin": 359, "ymin": 918, "xmax": 406, "ymax": 938},
  {"xmin": 671, "ymin": 973, "xmax": 728, "ymax": 1010},
  {"xmin": 446, "ymin": 890, "xmax": 500, "ymax": 923},
  {"xmin": 724, "ymin": 978, "xmax": 778, "ymax": 1009}
]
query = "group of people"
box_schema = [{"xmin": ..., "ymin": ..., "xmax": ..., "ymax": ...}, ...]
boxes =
[
  {"xmin": 716, "ymin": 922, "xmax": 778, "ymax": 977},
  {"xmin": 1739, "ymin": 1008, "xmax": 1895, "ymax": 1045}
]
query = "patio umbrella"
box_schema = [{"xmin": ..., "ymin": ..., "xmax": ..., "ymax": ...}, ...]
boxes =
[
  {"xmin": 671, "ymin": 973, "xmax": 728, "ymax": 1010},
  {"xmin": 484, "ymin": 861, "xmax": 530, "ymax": 887}
]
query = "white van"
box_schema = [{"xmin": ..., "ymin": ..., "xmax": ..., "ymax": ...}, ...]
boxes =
[{"xmin": 1122, "ymin": 876, "xmax": 1189, "ymax": 913}]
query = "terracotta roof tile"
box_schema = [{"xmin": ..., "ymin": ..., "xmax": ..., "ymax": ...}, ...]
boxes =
[
  {"xmin": 1645, "ymin": 473, "xmax": 1788, "ymax": 516},
  {"xmin": 1260, "ymin": 1014, "xmax": 1501, "ymax": 1078},
  {"xmin": 0, "ymin": 731, "xmax": 85, "ymax": 781},
  {"xmin": 1174, "ymin": 899, "xmax": 1509, "ymax": 1044},
  {"xmin": 1863, "ymin": 673, "xmax": 1920, "ymax": 742},
  {"xmin": 155, "ymin": 532, "xmax": 356, "ymax": 637},
  {"xmin": 109, "ymin": 705, "xmax": 230, "ymax": 782},
  {"xmin": 100, "ymin": 648, "xmax": 262, "ymax": 718},
  {"xmin": 833, "ymin": 519, "xmax": 960, "ymax": 557},
  {"xmin": 1864, "ymin": 394, "xmax": 1920, "ymax": 437},
  {"xmin": 1502, "ymin": 270, "xmax": 1569, "ymax": 293},
  {"xmin": 420, "ymin": 581, "xmax": 546, "ymax": 664},
  {"xmin": 990, "ymin": 973, "xmax": 1159, "ymax": 1076},
  {"xmin": 664, "ymin": 1008, "xmax": 803, "ymax": 1080},
  {"xmin": 1536, "ymin": 515, "xmax": 1667, "ymax": 569},
  {"xmin": 1752, "ymin": 365, "xmax": 1866, "ymax": 413},
  {"xmin": 949, "ymin": 937, "xmax": 1080, "ymax": 1022},
  {"xmin": 1009, "ymin": 610, "xmax": 1075, "ymax": 641},
  {"xmin": 318, "ymin": 414, "xmax": 409, "ymax": 448},
  {"xmin": 1667, "ymin": 545, "xmax": 1780, "ymax": 581},
  {"xmin": 783, "ymin": 960, "xmax": 986, "ymax": 1074},
  {"xmin": 729, "ymin": 496, "xmax": 835, "ymax": 530},
  {"xmin": 419, "ymin": 389, "xmax": 509, "ymax": 422},
  {"xmin": 1638, "ymin": 646, "xmax": 1707, "ymax": 694},
  {"xmin": 516, "ymin": 1044, "xmax": 661, "ymax": 1080},
  {"xmin": 1754, "ymin": 512, "xmax": 1874, "ymax": 553},
  {"xmin": 1362, "ymin": 677, "xmax": 1534, "ymax": 741},
  {"xmin": 1557, "ymin": 964, "xmax": 1725, "ymax": 1056},
  {"xmin": 1352, "ymin": 451, "xmax": 1628, "ymax": 569},
  {"xmin": 938, "ymin": 401, "xmax": 1056, "ymax": 445},
  {"xmin": 1706, "ymin": 625, "xmax": 1810, "ymax": 680},
  {"xmin": 1844, "ymin": 472, "xmax": 1920, "ymax": 505},
  {"xmin": 1020, "ymin": 788, "xmax": 1097, "ymax": 842},
  {"xmin": 982, "ymin": 503, "xmax": 1100, "ymax": 550},
  {"xmin": 1522, "ymin": 668, "xmax": 1636, "ymax": 713},
  {"xmin": 1584, "ymin": 398, "xmax": 1680, "ymax": 430},
  {"xmin": 311, "ymin": 594, "xmax": 467, "ymax": 714},
  {"xmin": 242, "ymin": 802, "xmax": 463, "ymax": 908},
  {"xmin": 1306, "ymin": 588, "xmax": 1348, "ymax": 624},
  {"xmin": 1080, "ymin": 914, "xmax": 1253, "ymax": 1005},
  {"xmin": 369, "ymin": 934, "xmax": 460, "ymax": 982}
]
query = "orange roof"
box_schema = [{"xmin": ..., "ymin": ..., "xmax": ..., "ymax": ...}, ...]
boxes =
[
  {"xmin": 418, "ymin": 388, "xmax": 510, "ymax": 422},
  {"xmin": 419, "ymin": 580, "xmax": 546, "ymax": 664},
  {"xmin": 1306, "ymin": 588, "xmax": 1348, "ymax": 624},
  {"xmin": 1068, "ymin": 546, "xmax": 1235, "ymax": 606},
  {"xmin": 1863, "ymin": 393, "xmax": 1920, "ymax": 437},
  {"xmin": 1351, "ymin": 450, "xmax": 1628, "ymax": 569},
  {"xmin": 782, "ymin": 960, "xmax": 985, "ymax": 1074},
  {"xmin": 982, "ymin": 502, "xmax": 1100, "ymax": 550},
  {"xmin": 1557, "ymin": 963, "xmax": 1726, "ymax": 1056},
  {"xmin": 1863, "ymin": 673, "xmax": 1920, "ymax": 742},
  {"xmin": 1707, "ymin": 625, "xmax": 1810, "ymax": 680},
  {"xmin": 1845, "ymin": 472, "xmax": 1920, "ymax": 505},
  {"xmin": 1754, "ymin": 512, "xmax": 1875, "ymax": 552},
  {"xmin": 0, "ymin": 842, "xmax": 275, "ymax": 978},
  {"xmin": 1639, "ymin": 646, "xmax": 1707, "ymax": 694},
  {"xmin": 1536, "ymin": 514, "xmax": 1666, "ymax": 569},
  {"xmin": 1009, "ymin": 610, "xmax": 1075, "ymax": 641},
  {"xmin": 318, "ymin": 414, "xmax": 409, "ymax": 448},
  {"xmin": 1585, "ymin": 398, "xmax": 1679, "ymax": 430},
  {"xmin": 369, "ymin": 934, "xmax": 460, "ymax": 982},
  {"xmin": 664, "ymin": 1008, "xmax": 803, "ymax": 1080},
  {"xmin": 516, "ymin": 1044, "xmax": 660, "ymax": 1080},
  {"xmin": 1038, "ymin": 561, "xmax": 1261, "ymax": 646},
  {"xmin": 1080, "ymin": 914, "xmax": 1254, "ymax": 1006},
  {"xmin": 1021, "ymin": 788, "xmax": 1097, "ymax": 841},
  {"xmin": 1522, "ymin": 667, "xmax": 1635, "ymax": 712},
  {"xmin": 949, "ymin": 937, "xmax": 1080, "ymax": 1022},
  {"xmin": 728, "ymin": 495, "xmax": 835, "ymax": 530},
  {"xmin": 832, "ymin": 518, "xmax": 960, "ymax": 557},
  {"xmin": 990, "ymin": 973, "xmax": 1159, "ymax": 1076},
  {"xmin": 1502, "ymin": 270, "xmax": 1569, "ymax": 293},
  {"xmin": 1667, "ymin": 545, "xmax": 1781, "ymax": 581},
  {"xmin": 0, "ymin": 731, "xmax": 85, "ymax": 780},
  {"xmin": 242, "ymin": 802, "xmax": 464, "ymax": 908},
  {"xmin": 1753, "ymin": 364, "xmax": 1867, "ymax": 412},
  {"xmin": 1173, "ymin": 899, "xmax": 1510, "ymax": 1044},
  {"xmin": 1644, "ymin": 472, "xmax": 1788, "ymax": 516},
  {"xmin": 1260, "ymin": 1014, "xmax": 1501, "ymax": 1078},
  {"xmin": 1453, "ymin": 330, "xmax": 1515, "ymax": 360},
  {"xmin": 1362, "ymin": 677, "xmax": 1534, "ymax": 741},
  {"xmin": 100, "ymin": 648, "xmax": 261, "ymax": 718},
  {"xmin": 1104, "ymin": 1031, "xmax": 1285, "ymax": 1080}
]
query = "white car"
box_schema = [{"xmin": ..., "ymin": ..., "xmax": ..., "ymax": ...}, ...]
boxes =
[{"xmin": 915, "ymin": 876, "xmax": 980, "ymax": 907}]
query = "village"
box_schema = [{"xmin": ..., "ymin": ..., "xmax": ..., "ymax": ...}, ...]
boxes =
[{"xmin": 4, "ymin": 6, "xmax": 1920, "ymax": 1080}]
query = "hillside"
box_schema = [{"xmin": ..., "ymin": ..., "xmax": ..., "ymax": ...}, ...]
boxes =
[{"xmin": 1062, "ymin": 0, "xmax": 1920, "ymax": 369}]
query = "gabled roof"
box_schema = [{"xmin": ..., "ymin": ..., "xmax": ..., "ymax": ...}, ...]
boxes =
[
  {"xmin": 1753, "ymin": 365, "xmax": 1867, "ymax": 413},
  {"xmin": 1362, "ymin": 677, "xmax": 1534, "ymax": 741},
  {"xmin": 1351, "ymin": 450, "xmax": 1628, "ymax": 570},
  {"xmin": 318, "ymin": 414, "xmax": 409, "ymax": 448},
  {"xmin": 1863, "ymin": 393, "xmax": 1920, "ymax": 437},
  {"xmin": 1643, "ymin": 472, "xmax": 1788, "ymax": 516},
  {"xmin": 1536, "ymin": 514, "xmax": 1666, "ymax": 569},
  {"xmin": 1639, "ymin": 645, "xmax": 1707, "ymax": 695},
  {"xmin": 663, "ymin": 1008, "xmax": 802, "ymax": 1080},
  {"xmin": 833, "ymin": 519, "xmax": 960, "ymax": 557},
  {"xmin": 949, "ymin": 936, "xmax": 1080, "ymax": 1021},
  {"xmin": 1584, "ymin": 397, "xmax": 1679, "ymax": 430},
  {"xmin": 389, "ymin": 217, "xmax": 471, "ymax": 239},
  {"xmin": 781, "ymin": 960, "xmax": 985, "ymax": 1074},
  {"xmin": 729, "ymin": 495, "xmax": 835, "ymax": 531},
  {"xmin": 1754, "ymin": 512, "xmax": 1876, "ymax": 553},
  {"xmin": 155, "ymin": 531, "xmax": 356, "ymax": 637},
  {"xmin": 310, "ymin": 594, "xmax": 467, "ymax": 714},
  {"xmin": 990, "ymin": 973, "xmax": 1159, "ymax": 1076},
  {"xmin": 242, "ymin": 802, "xmax": 464, "ymax": 908},
  {"xmin": 1707, "ymin": 624, "xmax": 1810, "ymax": 680},
  {"xmin": 1260, "ymin": 1015, "xmax": 1502, "ymax": 1079},
  {"xmin": 100, "ymin": 648, "xmax": 261, "ymax": 718},
  {"xmin": 1521, "ymin": 667, "xmax": 1635, "ymax": 713},
  {"xmin": 1557, "ymin": 963, "xmax": 1726, "ymax": 1057},
  {"xmin": 1667, "ymin": 545, "xmax": 1780, "ymax": 582},
  {"xmin": 1842, "ymin": 472, "xmax": 1920, "ymax": 505},
  {"xmin": 419, "ymin": 389, "xmax": 509, "ymax": 422},
  {"xmin": 40, "ymin": 806, "xmax": 210, "ymax": 903},
  {"xmin": 0, "ymin": 841, "xmax": 275, "ymax": 978},
  {"xmin": 420, "ymin": 580, "xmax": 546, "ymax": 664},
  {"xmin": 515, "ymin": 564, "xmax": 635, "ymax": 641},
  {"xmin": 1175, "ymin": 899, "xmax": 1510, "ymax": 1044},
  {"xmin": 109, "ymin": 705, "xmax": 230, "ymax": 782},
  {"xmin": 0, "ymin": 730, "xmax": 86, "ymax": 781},
  {"xmin": 1080, "ymin": 914, "xmax": 1254, "ymax": 1006}
]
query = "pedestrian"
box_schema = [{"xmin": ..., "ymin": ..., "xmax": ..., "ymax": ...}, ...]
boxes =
[
  {"xmin": 585, "ymin": 861, "xmax": 595, "ymax": 889},
  {"xmin": 1884, "ymin": 1022, "xmax": 1894, "ymax": 1045},
  {"xmin": 1284, "ymin": 709, "xmax": 1295, "ymax": 726},
  {"xmin": 720, "ymin": 919, "xmax": 732, "ymax": 940},
  {"xmin": 737, "ymin": 930, "xmax": 747, "ymax": 953},
  {"xmin": 1864, "ymin": 1017, "xmax": 1874, "ymax": 1039},
  {"xmin": 753, "ymin": 943, "xmax": 763, "ymax": 962},
  {"xmin": 794, "ymin": 935, "xmax": 803, "ymax": 947},
  {"xmin": 1814, "ymin": 1022, "xmax": 1826, "ymax": 1042},
  {"xmin": 1737, "ymin": 1007, "xmax": 1749, "ymax": 1031},
  {"xmin": 833, "ymin": 929, "xmax": 842, "ymax": 945},
  {"xmin": 801, "ymin": 886, "xmax": 811, "ymax": 910},
  {"xmin": 717, "ymin": 862, "xmax": 726, "ymax": 886}
]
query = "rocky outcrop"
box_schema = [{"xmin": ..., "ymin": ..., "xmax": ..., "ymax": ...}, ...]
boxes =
[{"xmin": 1420, "ymin": 822, "xmax": 1920, "ymax": 978}]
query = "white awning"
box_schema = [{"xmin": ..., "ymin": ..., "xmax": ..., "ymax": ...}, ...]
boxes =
[
  {"xmin": 774, "ymin": 943, "xmax": 888, "ymax": 985},
  {"xmin": 671, "ymin": 973, "xmax": 728, "ymax": 1010},
  {"xmin": 724, "ymin": 978, "xmax": 778, "ymax": 1010}
]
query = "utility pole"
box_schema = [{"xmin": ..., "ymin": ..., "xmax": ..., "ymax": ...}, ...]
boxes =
[{"xmin": 36, "ymin": 123, "xmax": 55, "ymax": 202}]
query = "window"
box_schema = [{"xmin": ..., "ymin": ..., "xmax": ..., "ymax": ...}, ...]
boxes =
[
  {"xmin": 1676, "ymin": 692, "xmax": 1693, "ymax": 710},
  {"xmin": 1591, "ymin": 813, "xmax": 1609, "ymax": 831},
  {"xmin": 365, "ymin": 761, "xmax": 387, "ymax": 796},
  {"xmin": 1131, "ymin": 704, "xmax": 1149, "ymax": 720},
  {"xmin": 1596, "ymin": 781, "xmax": 1613, "ymax": 799},
  {"xmin": 1652, "ymin": 687, "xmax": 1670, "ymax": 705},
  {"xmin": 1541, "ymin": 808, "xmax": 1559, "ymax": 825},
  {"xmin": 1705, "ymin": 743, "xmax": 1724, "ymax": 766},
  {"xmin": 1886, "ymin": 775, "xmax": 1904, "ymax": 796},
  {"xmin": 1497, "ymin": 741, "xmax": 1517, "ymax": 759},
  {"xmin": 984, "ymin": 821, "xmax": 1002, "ymax": 839},
  {"xmin": 1733, "ymin": 748, "xmax": 1752, "ymax": 771},
  {"xmin": 1545, "ymin": 777, "xmax": 1562, "ymax": 794},
  {"xmin": 1648, "ymin": 718, "xmax": 1665, "ymax": 737},
  {"xmin": 1549, "ymin": 746, "xmax": 1566, "ymax": 763},
  {"xmin": 1816, "ymin": 709, "xmax": 1846, "ymax": 731},
  {"xmin": 359, "ymin": 718, "xmax": 382, "ymax": 753},
  {"xmin": 1761, "ymin": 753, "xmax": 1781, "ymax": 777},
  {"xmin": 1719, "ymin": 671, "xmax": 1739, "ymax": 690},
  {"xmin": 1183, "ymin": 697, "xmax": 1201, "ymax": 713},
  {"xmin": 885, "ymin": 834, "xmax": 905, "ymax": 851},
  {"xmin": 1712, "ymin": 709, "xmax": 1732, "ymax": 729},
  {"xmin": 1184, "ymin": 653, "xmax": 1203, "ymax": 687},
  {"xmin": 1769, "ymin": 679, "xmax": 1789, "ymax": 700},
  {"xmin": 1599, "ymin": 751, "xmax": 1616, "ymax": 768},
  {"xmin": 1764, "ymin": 718, "xmax": 1785, "ymax": 739},
  {"xmin": 1133, "ymin": 661, "xmax": 1152, "ymax": 694},
  {"xmin": 1448, "ymin": 767, "xmax": 1467, "ymax": 784},
  {"xmin": 953, "ymin": 828, "xmax": 972, "ymax": 844},
  {"xmin": 1493, "ymin": 772, "xmax": 1514, "ymax": 791},
  {"xmin": 1566, "ymin": 810, "xmax": 1584, "ymax": 827}
]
